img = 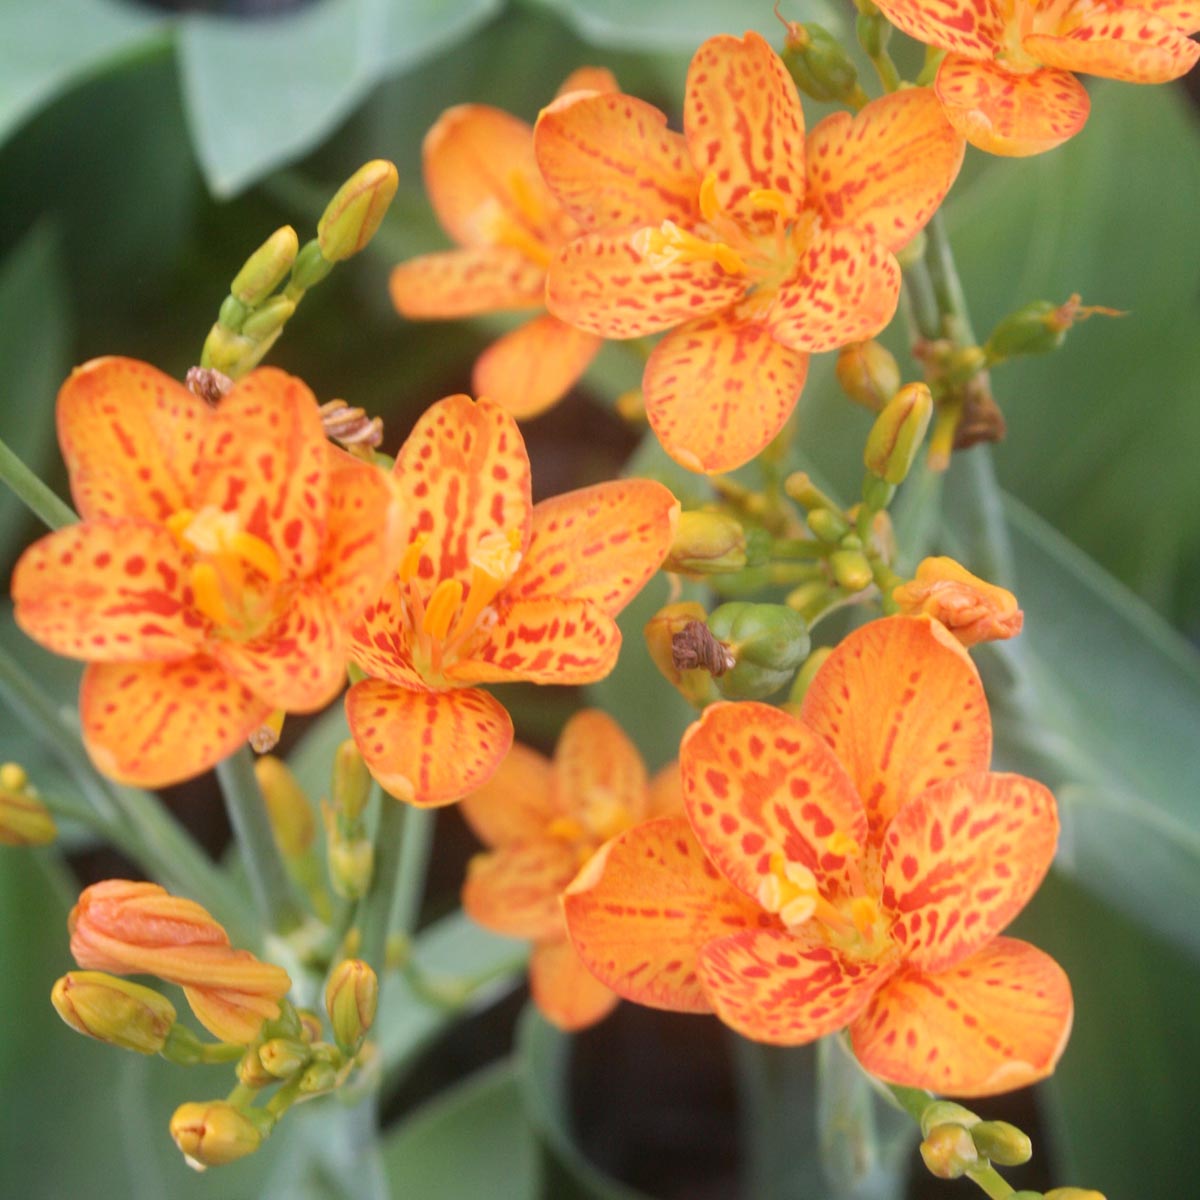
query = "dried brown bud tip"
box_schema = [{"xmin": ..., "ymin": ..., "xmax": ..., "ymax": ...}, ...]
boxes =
[
  {"xmin": 672, "ymin": 621, "xmax": 735, "ymax": 676},
  {"xmin": 320, "ymin": 400, "xmax": 383, "ymax": 451},
  {"xmin": 185, "ymin": 367, "xmax": 234, "ymax": 405}
]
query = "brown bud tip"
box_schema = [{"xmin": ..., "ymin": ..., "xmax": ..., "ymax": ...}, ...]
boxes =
[
  {"xmin": 185, "ymin": 367, "xmax": 234, "ymax": 405},
  {"xmin": 671, "ymin": 620, "xmax": 735, "ymax": 676}
]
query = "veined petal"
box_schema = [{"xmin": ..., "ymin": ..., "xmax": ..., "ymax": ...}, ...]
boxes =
[
  {"xmin": 562, "ymin": 815, "xmax": 769, "ymax": 1013},
  {"xmin": 472, "ymin": 315, "xmax": 602, "ymax": 420},
  {"xmin": 804, "ymin": 89, "xmax": 965, "ymax": 254},
  {"xmin": 184, "ymin": 985, "xmax": 286, "ymax": 1045},
  {"xmin": 850, "ymin": 937, "xmax": 1073, "ymax": 1097},
  {"xmin": 647, "ymin": 761, "xmax": 684, "ymax": 818},
  {"xmin": 871, "ymin": 0, "xmax": 1006, "ymax": 58},
  {"xmin": 81, "ymin": 657, "xmax": 270, "ymax": 787},
  {"xmin": 389, "ymin": 249, "xmax": 546, "ymax": 319},
  {"xmin": 934, "ymin": 56, "xmax": 1090, "ymax": 157},
  {"xmin": 1024, "ymin": 15, "xmax": 1200, "ymax": 83},
  {"xmin": 347, "ymin": 581, "xmax": 428, "ymax": 690},
  {"xmin": 509, "ymin": 479, "xmax": 679, "ymax": 615},
  {"xmin": 453, "ymin": 597, "xmax": 620, "ymax": 685},
  {"xmin": 13, "ymin": 520, "xmax": 199, "ymax": 662},
  {"xmin": 700, "ymin": 929, "xmax": 893, "ymax": 1045},
  {"xmin": 555, "ymin": 66, "xmax": 620, "ymax": 97},
  {"xmin": 768, "ymin": 227, "xmax": 901, "ymax": 354},
  {"xmin": 643, "ymin": 311, "xmax": 809, "ymax": 474},
  {"xmin": 682, "ymin": 702, "xmax": 868, "ymax": 905},
  {"xmin": 530, "ymin": 938, "xmax": 620, "ymax": 1032},
  {"xmin": 463, "ymin": 841, "xmax": 580, "ymax": 940},
  {"xmin": 345, "ymin": 681, "xmax": 513, "ymax": 807},
  {"xmin": 554, "ymin": 709, "xmax": 648, "ymax": 822},
  {"xmin": 57, "ymin": 357, "xmax": 211, "ymax": 523},
  {"xmin": 684, "ymin": 32, "xmax": 806, "ymax": 224},
  {"xmin": 459, "ymin": 742, "xmax": 558, "ymax": 848},
  {"xmin": 882, "ymin": 773, "xmax": 1059, "ymax": 973},
  {"xmin": 545, "ymin": 231, "xmax": 745, "ymax": 339},
  {"xmin": 194, "ymin": 368, "xmax": 330, "ymax": 580},
  {"xmin": 534, "ymin": 91, "xmax": 700, "ymax": 230},
  {"xmin": 800, "ymin": 617, "xmax": 992, "ymax": 844}
]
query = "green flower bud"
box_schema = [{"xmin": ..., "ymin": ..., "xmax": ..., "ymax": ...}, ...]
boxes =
[
  {"xmin": 919, "ymin": 1100, "xmax": 979, "ymax": 1138},
  {"xmin": 297, "ymin": 1057, "xmax": 338, "ymax": 1096},
  {"xmin": 836, "ymin": 340, "xmax": 900, "ymax": 411},
  {"xmin": 236, "ymin": 1045, "xmax": 276, "ymax": 1088},
  {"xmin": 864, "ymin": 383, "xmax": 933, "ymax": 484},
  {"xmin": 258, "ymin": 1037, "xmax": 310, "ymax": 1079},
  {"xmin": 333, "ymin": 739, "xmax": 372, "ymax": 824},
  {"xmin": 325, "ymin": 958, "xmax": 379, "ymax": 1056},
  {"xmin": 706, "ymin": 603, "xmax": 811, "ymax": 701},
  {"xmin": 0, "ymin": 763, "xmax": 56, "ymax": 846},
  {"xmin": 807, "ymin": 507, "xmax": 850, "ymax": 544},
  {"xmin": 919, "ymin": 1123, "xmax": 979, "ymax": 1179},
  {"xmin": 170, "ymin": 1101, "xmax": 271, "ymax": 1169},
  {"xmin": 782, "ymin": 23, "xmax": 861, "ymax": 104},
  {"xmin": 240, "ymin": 295, "xmax": 296, "ymax": 341},
  {"xmin": 328, "ymin": 835, "xmax": 374, "ymax": 901},
  {"xmin": 51, "ymin": 971, "xmax": 176, "ymax": 1054},
  {"xmin": 231, "ymin": 226, "xmax": 299, "ymax": 306},
  {"xmin": 829, "ymin": 548, "xmax": 874, "ymax": 593},
  {"xmin": 217, "ymin": 294, "xmax": 249, "ymax": 332},
  {"xmin": 970, "ymin": 1120, "xmax": 1032, "ymax": 1166},
  {"xmin": 664, "ymin": 510, "xmax": 747, "ymax": 575},
  {"xmin": 318, "ymin": 160, "xmax": 399, "ymax": 263}
]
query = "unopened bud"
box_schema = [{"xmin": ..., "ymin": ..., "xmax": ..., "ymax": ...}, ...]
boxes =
[
  {"xmin": 318, "ymin": 160, "xmax": 399, "ymax": 263},
  {"xmin": 217, "ymin": 294, "xmax": 249, "ymax": 332},
  {"xmin": 52, "ymin": 971, "xmax": 176, "ymax": 1054},
  {"xmin": 919, "ymin": 1123, "xmax": 979, "ymax": 1179},
  {"xmin": 781, "ymin": 22, "xmax": 861, "ymax": 104},
  {"xmin": 240, "ymin": 295, "xmax": 296, "ymax": 341},
  {"xmin": 864, "ymin": 383, "xmax": 933, "ymax": 484},
  {"xmin": 325, "ymin": 958, "xmax": 379, "ymax": 1056},
  {"xmin": 328, "ymin": 834, "xmax": 374, "ymax": 901},
  {"xmin": 231, "ymin": 226, "xmax": 299, "ymax": 306},
  {"xmin": 254, "ymin": 756, "xmax": 315, "ymax": 860},
  {"xmin": 297, "ymin": 1058, "xmax": 339, "ymax": 1096},
  {"xmin": 170, "ymin": 1101, "xmax": 270, "ymax": 1169},
  {"xmin": 983, "ymin": 294, "xmax": 1123, "ymax": 364},
  {"xmin": 644, "ymin": 602, "xmax": 720, "ymax": 707},
  {"xmin": 1044, "ymin": 1190, "xmax": 1106, "ymax": 1200},
  {"xmin": 0, "ymin": 764, "xmax": 56, "ymax": 846},
  {"xmin": 707, "ymin": 603, "xmax": 811, "ymax": 701},
  {"xmin": 296, "ymin": 1008, "xmax": 324, "ymax": 1044},
  {"xmin": 829, "ymin": 548, "xmax": 874, "ymax": 593},
  {"xmin": 664, "ymin": 511, "xmax": 747, "ymax": 576},
  {"xmin": 836, "ymin": 341, "xmax": 900, "ymax": 411},
  {"xmin": 970, "ymin": 1120, "xmax": 1032, "ymax": 1166},
  {"xmin": 919, "ymin": 1101, "xmax": 979, "ymax": 1137},
  {"xmin": 333, "ymin": 740, "xmax": 372, "ymax": 823},
  {"xmin": 236, "ymin": 1045, "xmax": 276, "ymax": 1088},
  {"xmin": 807, "ymin": 507, "xmax": 850, "ymax": 544},
  {"xmin": 258, "ymin": 1037, "xmax": 310, "ymax": 1079}
]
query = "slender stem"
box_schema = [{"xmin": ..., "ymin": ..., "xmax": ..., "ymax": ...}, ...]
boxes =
[
  {"xmin": 0, "ymin": 437, "xmax": 77, "ymax": 530},
  {"xmin": 885, "ymin": 1082, "xmax": 933, "ymax": 1123},
  {"xmin": 356, "ymin": 791, "xmax": 408, "ymax": 975},
  {"xmin": 216, "ymin": 748, "xmax": 305, "ymax": 936},
  {"xmin": 391, "ymin": 806, "xmax": 434, "ymax": 938},
  {"xmin": 966, "ymin": 1163, "xmax": 1017, "ymax": 1199}
]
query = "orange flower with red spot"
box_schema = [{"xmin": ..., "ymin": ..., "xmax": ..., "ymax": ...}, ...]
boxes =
[
  {"xmin": 564, "ymin": 617, "xmax": 1072, "ymax": 1096},
  {"xmin": 11, "ymin": 358, "xmax": 403, "ymax": 787},
  {"xmin": 461, "ymin": 710, "xmax": 682, "ymax": 1031},
  {"xmin": 894, "ymin": 557, "xmax": 1024, "ymax": 646},
  {"xmin": 873, "ymin": 0, "xmax": 1200, "ymax": 156},
  {"xmin": 345, "ymin": 394, "xmax": 678, "ymax": 807},
  {"xmin": 534, "ymin": 32, "xmax": 964, "ymax": 473},
  {"xmin": 389, "ymin": 68, "xmax": 619, "ymax": 420}
]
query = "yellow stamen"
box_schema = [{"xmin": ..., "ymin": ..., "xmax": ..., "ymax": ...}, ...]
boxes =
[
  {"xmin": 851, "ymin": 897, "xmax": 880, "ymax": 939},
  {"xmin": 165, "ymin": 509, "xmax": 195, "ymax": 540},
  {"xmin": 632, "ymin": 222, "xmax": 746, "ymax": 275},
  {"xmin": 826, "ymin": 830, "xmax": 862, "ymax": 859},
  {"xmin": 422, "ymin": 578, "xmax": 464, "ymax": 641},
  {"xmin": 546, "ymin": 816, "xmax": 585, "ymax": 842},
  {"xmin": 507, "ymin": 169, "xmax": 545, "ymax": 227},
  {"xmin": 747, "ymin": 188, "xmax": 792, "ymax": 219},
  {"xmin": 191, "ymin": 562, "xmax": 232, "ymax": 626},
  {"xmin": 231, "ymin": 531, "xmax": 282, "ymax": 583},
  {"xmin": 398, "ymin": 534, "xmax": 429, "ymax": 583},
  {"xmin": 699, "ymin": 173, "xmax": 723, "ymax": 224}
]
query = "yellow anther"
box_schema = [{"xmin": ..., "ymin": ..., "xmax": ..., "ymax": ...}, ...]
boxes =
[
  {"xmin": 851, "ymin": 897, "xmax": 880, "ymax": 938},
  {"xmin": 757, "ymin": 854, "xmax": 820, "ymax": 929},
  {"xmin": 699, "ymin": 173, "xmax": 724, "ymax": 224},
  {"xmin": 712, "ymin": 243, "xmax": 748, "ymax": 275},
  {"xmin": 826, "ymin": 830, "xmax": 862, "ymax": 859},
  {"xmin": 582, "ymin": 791, "xmax": 631, "ymax": 842},
  {"xmin": 507, "ymin": 169, "xmax": 545, "ymax": 227},
  {"xmin": 177, "ymin": 507, "xmax": 241, "ymax": 556},
  {"xmin": 165, "ymin": 509, "xmax": 195, "ymax": 541},
  {"xmin": 492, "ymin": 220, "xmax": 552, "ymax": 269},
  {"xmin": 422, "ymin": 578, "xmax": 464, "ymax": 641},
  {"xmin": 632, "ymin": 222, "xmax": 746, "ymax": 275},
  {"xmin": 230, "ymin": 531, "xmax": 282, "ymax": 583},
  {"xmin": 191, "ymin": 562, "xmax": 232, "ymax": 626},
  {"xmin": 0, "ymin": 763, "xmax": 28, "ymax": 791},
  {"xmin": 748, "ymin": 188, "xmax": 792, "ymax": 219},
  {"xmin": 780, "ymin": 894, "xmax": 818, "ymax": 927},
  {"xmin": 546, "ymin": 816, "xmax": 585, "ymax": 843},
  {"xmin": 398, "ymin": 534, "xmax": 429, "ymax": 583}
]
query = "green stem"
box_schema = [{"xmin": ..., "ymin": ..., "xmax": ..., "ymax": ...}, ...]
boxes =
[
  {"xmin": 355, "ymin": 792, "xmax": 408, "ymax": 975},
  {"xmin": 0, "ymin": 437, "xmax": 77, "ymax": 530},
  {"xmin": 966, "ymin": 1162, "xmax": 1017, "ymax": 1199},
  {"xmin": 391, "ymin": 805, "xmax": 434, "ymax": 939}
]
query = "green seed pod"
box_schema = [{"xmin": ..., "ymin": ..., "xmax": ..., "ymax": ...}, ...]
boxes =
[
  {"xmin": 706, "ymin": 603, "xmax": 811, "ymax": 701},
  {"xmin": 782, "ymin": 23, "xmax": 861, "ymax": 104}
]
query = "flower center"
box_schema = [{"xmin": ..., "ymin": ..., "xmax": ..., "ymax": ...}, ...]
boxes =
[
  {"xmin": 545, "ymin": 786, "xmax": 635, "ymax": 868},
  {"xmin": 484, "ymin": 169, "xmax": 561, "ymax": 268}
]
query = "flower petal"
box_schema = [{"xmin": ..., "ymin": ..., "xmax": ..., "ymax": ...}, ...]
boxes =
[
  {"xmin": 472, "ymin": 314, "xmax": 602, "ymax": 420},
  {"xmin": 682, "ymin": 701, "xmax": 867, "ymax": 905},
  {"xmin": 545, "ymin": 231, "xmax": 745, "ymax": 339},
  {"xmin": 554, "ymin": 709, "xmax": 648, "ymax": 820},
  {"xmin": 389, "ymin": 248, "xmax": 546, "ymax": 319},
  {"xmin": 700, "ymin": 929, "xmax": 892, "ymax": 1045},
  {"xmin": 643, "ymin": 311, "xmax": 809, "ymax": 474},
  {"xmin": 1023, "ymin": 13, "xmax": 1200, "ymax": 84},
  {"xmin": 804, "ymin": 89, "xmax": 964, "ymax": 254},
  {"xmin": 183, "ymin": 985, "xmax": 287, "ymax": 1045},
  {"xmin": 882, "ymin": 772, "xmax": 1059, "ymax": 973},
  {"xmin": 934, "ymin": 56, "xmax": 1090, "ymax": 157},
  {"xmin": 850, "ymin": 937, "xmax": 1073, "ymax": 1097},
  {"xmin": 80, "ymin": 656, "xmax": 270, "ymax": 787},
  {"xmin": 871, "ymin": 0, "xmax": 1006, "ymax": 58},
  {"xmin": 508, "ymin": 479, "xmax": 679, "ymax": 615},
  {"xmin": 459, "ymin": 741, "xmax": 558, "ymax": 848},
  {"xmin": 57, "ymin": 357, "xmax": 211, "ymax": 523},
  {"xmin": 768, "ymin": 226, "xmax": 901, "ymax": 354},
  {"xmin": 1118, "ymin": 0, "xmax": 1200, "ymax": 32},
  {"xmin": 555, "ymin": 66, "xmax": 620, "ymax": 97},
  {"xmin": 347, "ymin": 583, "xmax": 428, "ymax": 689},
  {"xmin": 800, "ymin": 617, "xmax": 992, "ymax": 844},
  {"xmin": 562, "ymin": 814, "xmax": 769, "ymax": 1012},
  {"xmin": 462, "ymin": 841, "xmax": 580, "ymax": 939},
  {"xmin": 13, "ymin": 520, "xmax": 199, "ymax": 662},
  {"xmin": 647, "ymin": 761, "xmax": 684, "ymax": 818},
  {"xmin": 684, "ymin": 32, "xmax": 806, "ymax": 223},
  {"xmin": 530, "ymin": 938, "xmax": 620, "ymax": 1031},
  {"xmin": 345, "ymin": 681, "xmax": 513, "ymax": 807},
  {"xmin": 535, "ymin": 91, "xmax": 700, "ymax": 230}
]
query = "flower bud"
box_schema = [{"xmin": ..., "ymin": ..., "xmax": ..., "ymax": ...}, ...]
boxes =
[
  {"xmin": 836, "ymin": 341, "xmax": 899, "ymax": 411},
  {"xmin": 231, "ymin": 226, "xmax": 299, "ymax": 306},
  {"xmin": 297, "ymin": 1008, "xmax": 324, "ymax": 1044},
  {"xmin": 1044, "ymin": 1190, "xmax": 1106, "ymax": 1200},
  {"xmin": 254, "ymin": 756, "xmax": 316, "ymax": 860},
  {"xmin": 51, "ymin": 971, "xmax": 176, "ymax": 1054},
  {"xmin": 707, "ymin": 603, "xmax": 811, "ymax": 701},
  {"xmin": 236, "ymin": 1045, "xmax": 276, "ymax": 1088},
  {"xmin": 240, "ymin": 295, "xmax": 296, "ymax": 341},
  {"xmin": 325, "ymin": 958, "xmax": 379, "ymax": 1056},
  {"xmin": 807, "ymin": 507, "xmax": 849, "ymax": 544},
  {"xmin": 919, "ymin": 1123, "xmax": 979, "ymax": 1179},
  {"xmin": 865, "ymin": 383, "xmax": 933, "ymax": 484},
  {"xmin": 297, "ymin": 1058, "xmax": 339, "ymax": 1096},
  {"xmin": 333, "ymin": 739, "xmax": 372, "ymax": 824},
  {"xmin": 893, "ymin": 557, "xmax": 1023, "ymax": 646},
  {"xmin": 970, "ymin": 1120, "xmax": 1032, "ymax": 1166},
  {"xmin": 644, "ymin": 602, "xmax": 720, "ymax": 707},
  {"xmin": 664, "ymin": 511, "xmax": 747, "ymax": 576},
  {"xmin": 781, "ymin": 23, "xmax": 861, "ymax": 104},
  {"xmin": 170, "ymin": 1101, "xmax": 270, "ymax": 1169},
  {"xmin": 0, "ymin": 763, "xmax": 56, "ymax": 846},
  {"xmin": 258, "ymin": 1036, "xmax": 310, "ymax": 1079},
  {"xmin": 919, "ymin": 1100, "xmax": 979, "ymax": 1138},
  {"xmin": 327, "ymin": 831, "xmax": 374, "ymax": 901},
  {"xmin": 829, "ymin": 548, "xmax": 874, "ymax": 594},
  {"xmin": 983, "ymin": 294, "xmax": 1123, "ymax": 364},
  {"xmin": 318, "ymin": 160, "xmax": 399, "ymax": 262}
]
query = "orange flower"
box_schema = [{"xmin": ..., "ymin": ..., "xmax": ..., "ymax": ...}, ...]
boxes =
[
  {"xmin": 69, "ymin": 880, "xmax": 291, "ymax": 1044},
  {"xmin": 389, "ymin": 68, "xmax": 619, "ymax": 419},
  {"xmin": 11, "ymin": 358, "xmax": 404, "ymax": 787},
  {"xmin": 346, "ymin": 394, "xmax": 678, "ymax": 807},
  {"xmin": 564, "ymin": 617, "xmax": 1072, "ymax": 1096},
  {"xmin": 893, "ymin": 557, "xmax": 1024, "ymax": 646},
  {"xmin": 460, "ymin": 710, "xmax": 681, "ymax": 1031},
  {"xmin": 872, "ymin": 0, "xmax": 1200, "ymax": 156},
  {"xmin": 535, "ymin": 32, "xmax": 964, "ymax": 473}
]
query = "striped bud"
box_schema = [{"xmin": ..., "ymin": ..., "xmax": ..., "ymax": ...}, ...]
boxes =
[
  {"xmin": 51, "ymin": 971, "xmax": 176, "ymax": 1054},
  {"xmin": 837, "ymin": 341, "xmax": 899, "ymax": 411},
  {"xmin": 865, "ymin": 383, "xmax": 933, "ymax": 485},
  {"xmin": 970, "ymin": 1120, "xmax": 1032, "ymax": 1166},
  {"xmin": 325, "ymin": 958, "xmax": 378, "ymax": 1056},
  {"xmin": 318, "ymin": 160, "xmax": 399, "ymax": 262},
  {"xmin": 230, "ymin": 226, "xmax": 299, "ymax": 306},
  {"xmin": 170, "ymin": 1102, "xmax": 270, "ymax": 1169},
  {"xmin": 254, "ymin": 756, "xmax": 316, "ymax": 860},
  {"xmin": 664, "ymin": 511, "xmax": 747, "ymax": 576}
]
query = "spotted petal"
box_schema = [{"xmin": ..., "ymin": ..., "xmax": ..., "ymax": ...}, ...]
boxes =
[
  {"xmin": 459, "ymin": 742, "xmax": 557, "ymax": 848},
  {"xmin": 530, "ymin": 937, "xmax": 620, "ymax": 1031},
  {"xmin": 1023, "ymin": 13, "xmax": 1200, "ymax": 84},
  {"xmin": 554, "ymin": 709, "xmax": 648, "ymax": 822},
  {"xmin": 647, "ymin": 761, "xmax": 684, "ymax": 818},
  {"xmin": 463, "ymin": 841, "xmax": 581, "ymax": 940},
  {"xmin": 871, "ymin": 0, "xmax": 1006, "ymax": 58},
  {"xmin": 850, "ymin": 937, "xmax": 1073, "ymax": 1097},
  {"xmin": 389, "ymin": 249, "xmax": 546, "ymax": 319},
  {"xmin": 347, "ymin": 583, "xmax": 428, "ymax": 690}
]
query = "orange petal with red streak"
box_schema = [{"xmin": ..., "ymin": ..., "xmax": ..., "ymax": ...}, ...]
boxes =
[
  {"xmin": 934, "ymin": 56, "xmax": 1091, "ymax": 157},
  {"xmin": 545, "ymin": 231, "xmax": 745, "ymax": 340},
  {"xmin": 646, "ymin": 761, "xmax": 684, "ymax": 818},
  {"xmin": 472, "ymin": 314, "xmax": 602, "ymax": 420},
  {"xmin": 13, "ymin": 520, "xmax": 199, "ymax": 662},
  {"xmin": 644, "ymin": 311, "xmax": 809, "ymax": 474},
  {"xmin": 882, "ymin": 772, "xmax": 1059, "ymax": 973},
  {"xmin": 1024, "ymin": 15, "xmax": 1200, "ymax": 84},
  {"xmin": 183, "ymin": 985, "xmax": 286, "ymax": 1045},
  {"xmin": 682, "ymin": 701, "xmax": 867, "ymax": 905},
  {"xmin": 1116, "ymin": 0, "xmax": 1199, "ymax": 32},
  {"xmin": 684, "ymin": 32, "xmax": 806, "ymax": 224},
  {"xmin": 554, "ymin": 709, "xmax": 648, "ymax": 821},
  {"xmin": 530, "ymin": 937, "xmax": 619, "ymax": 1032},
  {"xmin": 509, "ymin": 479, "xmax": 679, "ymax": 615},
  {"xmin": 804, "ymin": 89, "xmax": 964, "ymax": 254},
  {"xmin": 535, "ymin": 91, "xmax": 700, "ymax": 230},
  {"xmin": 870, "ymin": 0, "xmax": 1006, "ymax": 58},
  {"xmin": 462, "ymin": 841, "xmax": 580, "ymax": 940},
  {"xmin": 563, "ymin": 814, "xmax": 768, "ymax": 1012},
  {"xmin": 555, "ymin": 66, "xmax": 620, "ymax": 97},
  {"xmin": 768, "ymin": 226, "xmax": 901, "ymax": 354},
  {"xmin": 194, "ymin": 368, "xmax": 330, "ymax": 579},
  {"xmin": 459, "ymin": 741, "xmax": 558, "ymax": 848},
  {"xmin": 347, "ymin": 581, "xmax": 429, "ymax": 690},
  {"xmin": 800, "ymin": 617, "xmax": 992, "ymax": 844},
  {"xmin": 80, "ymin": 656, "xmax": 270, "ymax": 787},
  {"xmin": 389, "ymin": 249, "xmax": 546, "ymax": 319},
  {"xmin": 345, "ymin": 680, "xmax": 513, "ymax": 807},
  {"xmin": 57, "ymin": 357, "xmax": 210, "ymax": 523},
  {"xmin": 700, "ymin": 929, "xmax": 893, "ymax": 1045},
  {"xmin": 850, "ymin": 937, "xmax": 1073, "ymax": 1097}
]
